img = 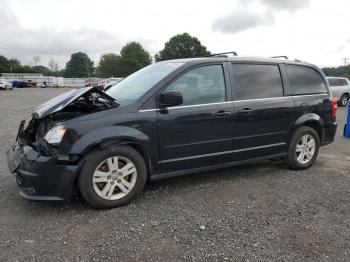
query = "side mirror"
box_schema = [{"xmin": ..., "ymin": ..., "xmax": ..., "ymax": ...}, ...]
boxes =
[{"xmin": 158, "ymin": 90, "xmax": 183, "ymax": 108}]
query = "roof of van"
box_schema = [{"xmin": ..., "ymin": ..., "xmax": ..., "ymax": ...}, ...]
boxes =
[{"xmin": 161, "ymin": 56, "xmax": 316, "ymax": 67}]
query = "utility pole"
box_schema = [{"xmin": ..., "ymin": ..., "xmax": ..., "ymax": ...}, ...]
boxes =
[
  {"xmin": 342, "ymin": 58, "xmax": 350, "ymax": 75},
  {"xmin": 86, "ymin": 56, "xmax": 89, "ymax": 78},
  {"xmin": 342, "ymin": 58, "xmax": 350, "ymax": 67}
]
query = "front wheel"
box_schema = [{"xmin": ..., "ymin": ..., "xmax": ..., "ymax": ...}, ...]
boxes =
[
  {"xmin": 286, "ymin": 126, "xmax": 320, "ymax": 170},
  {"xmin": 78, "ymin": 145, "xmax": 147, "ymax": 209}
]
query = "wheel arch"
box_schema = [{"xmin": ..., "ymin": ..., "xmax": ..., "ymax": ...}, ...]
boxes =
[
  {"xmin": 341, "ymin": 92, "xmax": 349, "ymax": 99},
  {"xmin": 71, "ymin": 138, "xmax": 154, "ymax": 198},
  {"xmin": 80, "ymin": 139, "xmax": 153, "ymax": 179},
  {"xmin": 68, "ymin": 126, "xmax": 153, "ymax": 155},
  {"xmin": 290, "ymin": 113, "xmax": 324, "ymax": 143},
  {"xmin": 68, "ymin": 126, "xmax": 156, "ymax": 194}
]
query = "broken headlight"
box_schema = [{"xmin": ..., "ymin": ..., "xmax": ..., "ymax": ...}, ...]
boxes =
[{"xmin": 44, "ymin": 125, "xmax": 66, "ymax": 144}]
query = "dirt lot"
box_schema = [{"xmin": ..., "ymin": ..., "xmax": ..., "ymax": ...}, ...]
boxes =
[{"xmin": 0, "ymin": 88, "xmax": 350, "ymax": 262}]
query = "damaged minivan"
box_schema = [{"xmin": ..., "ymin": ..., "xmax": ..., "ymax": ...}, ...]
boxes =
[{"xmin": 7, "ymin": 56, "xmax": 337, "ymax": 208}]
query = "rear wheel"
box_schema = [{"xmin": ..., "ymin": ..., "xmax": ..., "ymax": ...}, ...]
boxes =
[
  {"xmin": 338, "ymin": 94, "xmax": 349, "ymax": 107},
  {"xmin": 286, "ymin": 126, "xmax": 320, "ymax": 170},
  {"xmin": 78, "ymin": 145, "xmax": 147, "ymax": 209}
]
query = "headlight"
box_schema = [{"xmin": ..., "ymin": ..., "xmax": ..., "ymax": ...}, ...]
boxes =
[{"xmin": 44, "ymin": 125, "xmax": 66, "ymax": 144}]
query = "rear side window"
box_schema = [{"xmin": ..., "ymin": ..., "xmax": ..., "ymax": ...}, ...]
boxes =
[
  {"xmin": 329, "ymin": 78, "xmax": 348, "ymax": 87},
  {"xmin": 166, "ymin": 65, "xmax": 226, "ymax": 106},
  {"xmin": 286, "ymin": 65, "xmax": 327, "ymax": 95},
  {"xmin": 231, "ymin": 64, "xmax": 283, "ymax": 100}
]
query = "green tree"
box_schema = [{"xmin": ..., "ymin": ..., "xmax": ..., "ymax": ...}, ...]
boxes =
[
  {"xmin": 64, "ymin": 52, "xmax": 94, "ymax": 78},
  {"xmin": 57, "ymin": 69, "xmax": 66, "ymax": 77},
  {"xmin": 120, "ymin": 42, "xmax": 152, "ymax": 75},
  {"xmin": 9, "ymin": 59, "xmax": 21, "ymax": 72},
  {"xmin": 0, "ymin": 56, "xmax": 37, "ymax": 74},
  {"xmin": 322, "ymin": 66, "xmax": 350, "ymax": 79},
  {"xmin": 97, "ymin": 43, "xmax": 152, "ymax": 78},
  {"xmin": 32, "ymin": 65, "xmax": 51, "ymax": 76},
  {"xmin": 97, "ymin": 53, "xmax": 122, "ymax": 78},
  {"xmin": 0, "ymin": 55, "xmax": 10, "ymax": 73},
  {"xmin": 155, "ymin": 33, "xmax": 211, "ymax": 61},
  {"xmin": 17, "ymin": 65, "xmax": 35, "ymax": 73}
]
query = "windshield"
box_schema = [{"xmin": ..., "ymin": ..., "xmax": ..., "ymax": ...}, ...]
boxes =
[{"xmin": 106, "ymin": 62, "xmax": 184, "ymax": 102}]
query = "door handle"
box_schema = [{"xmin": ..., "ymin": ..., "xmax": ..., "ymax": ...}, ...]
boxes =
[
  {"xmin": 214, "ymin": 111, "xmax": 232, "ymax": 117},
  {"xmin": 237, "ymin": 108, "xmax": 253, "ymax": 114}
]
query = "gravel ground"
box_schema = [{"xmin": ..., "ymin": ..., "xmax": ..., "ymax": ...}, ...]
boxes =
[{"xmin": 0, "ymin": 88, "xmax": 350, "ymax": 262}]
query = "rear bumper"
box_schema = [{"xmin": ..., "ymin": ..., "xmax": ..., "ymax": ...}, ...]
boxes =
[
  {"xmin": 6, "ymin": 144, "xmax": 82, "ymax": 202},
  {"xmin": 322, "ymin": 122, "xmax": 337, "ymax": 146}
]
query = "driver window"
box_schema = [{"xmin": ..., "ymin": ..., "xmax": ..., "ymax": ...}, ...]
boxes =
[{"xmin": 166, "ymin": 65, "xmax": 226, "ymax": 106}]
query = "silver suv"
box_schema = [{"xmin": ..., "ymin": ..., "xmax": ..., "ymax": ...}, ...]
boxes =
[{"xmin": 327, "ymin": 77, "xmax": 350, "ymax": 107}]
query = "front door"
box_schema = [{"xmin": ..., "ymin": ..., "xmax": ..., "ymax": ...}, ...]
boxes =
[{"xmin": 157, "ymin": 64, "xmax": 234, "ymax": 173}]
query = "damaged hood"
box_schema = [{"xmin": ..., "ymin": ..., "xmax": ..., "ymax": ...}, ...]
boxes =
[{"xmin": 32, "ymin": 87, "xmax": 116, "ymax": 119}]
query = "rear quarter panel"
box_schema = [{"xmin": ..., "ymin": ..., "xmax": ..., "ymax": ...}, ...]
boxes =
[{"xmin": 292, "ymin": 94, "xmax": 333, "ymax": 143}]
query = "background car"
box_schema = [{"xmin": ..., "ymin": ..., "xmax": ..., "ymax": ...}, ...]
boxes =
[
  {"xmin": 103, "ymin": 78, "xmax": 123, "ymax": 90},
  {"xmin": 327, "ymin": 77, "xmax": 350, "ymax": 107},
  {"xmin": 27, "ymin": 79, "xmax": 37, "ymax": 88},
  {"xmin": 0, "ymin": 79, "xmax": 13, "ymax": 90},
  {"xmin": 84, "ymin": 78, "xmax": 100, "ymax": 87},
  {"xmin": 12, "ymin": 80, "xmax": 29, "ymax": 88}
]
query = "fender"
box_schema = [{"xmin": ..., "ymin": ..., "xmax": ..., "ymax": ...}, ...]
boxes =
[
  {"xmin": 295, "ymin": 113, "xmax": 324, "ymax": 127},
  {"xmin": 290, "ymin": 113, "xmax": 324, "ymax": 142},
  {"xmin": 68, "ymin": 126, "xmax": 153, "ymax": 156}
]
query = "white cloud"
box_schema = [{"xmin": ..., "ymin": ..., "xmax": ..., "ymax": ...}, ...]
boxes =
[
  {"xmin": 0, "ymin": 0, "xmax": 127, "ymax": 67},
  {"xmin": 0, "ymin": 0, "xmax": 349, "ymax": 68},
  {"xmin": 212, "ymin": 0, "xmax": 310, "ymax": 34},
  {"xmin": 259, "ymin": 0, "xmax": 310, "ymax": 11},
  {"xmin": 213, "ymin": 9, "xmax": 275, "ymax": 34}
]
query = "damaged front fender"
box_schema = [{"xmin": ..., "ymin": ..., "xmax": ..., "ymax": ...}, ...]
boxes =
[{"xmin": 68, "ymin": 125, "xmax": 153, "ymax": 156}]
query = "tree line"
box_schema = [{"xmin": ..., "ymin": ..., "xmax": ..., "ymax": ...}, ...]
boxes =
[
  {"xmin": 322, "ymin": 65, "xmax": 350, "ymax": 79},
  {"xmin": 0, "ymin": 33, "xmax": 210, "ymax": 78},
  {"xmin": 3, "ymin": 31, "xmax": 345, "ymax": 79}
]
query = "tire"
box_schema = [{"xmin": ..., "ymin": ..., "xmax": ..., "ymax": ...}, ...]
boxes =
[
  {"xmin": 338, "ymin": 94, "xmax": 349, "ymax": 107},
  {"xmin": 286, "ymin": 126, "xmax": 320, "ymax": 170},
  {"xmin": 78, "ymin": 145, "xmax": 147, "ymax": 209}
]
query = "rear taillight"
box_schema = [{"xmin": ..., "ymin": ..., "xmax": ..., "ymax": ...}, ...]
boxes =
[{"xmin": 331, "ymin": 98, "xmax": 337, "ymax": 118}]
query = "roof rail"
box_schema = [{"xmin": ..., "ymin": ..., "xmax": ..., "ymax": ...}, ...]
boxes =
[
  {"xmin": 206, "ymin": 51, "xmax": 238, "ymax": 57},
  {"xmin": 270, "ymin": 56, "xmax": 289, "ymax": 59}
]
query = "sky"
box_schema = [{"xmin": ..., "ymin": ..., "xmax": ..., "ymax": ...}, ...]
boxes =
[{"xmin": 0, "ymin": 0, "xmax": 349, "ymax": 69}]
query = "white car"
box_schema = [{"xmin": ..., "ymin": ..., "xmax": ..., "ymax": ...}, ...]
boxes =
[
  {"xmin": 0, "ymin": 79, "xmax": 13, "ymax": 90},
  {"xmin": 327, "ymin": 77, "xmax": 350, "ymax": 107}
]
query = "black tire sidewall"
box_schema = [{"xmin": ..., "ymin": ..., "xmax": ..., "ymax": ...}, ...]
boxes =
[
  {"xmin": 287, "ymin": 126, "xmax": 320, "ymax": 170},
  {"xmin": 78, "ymin": 145, "xmax": 147, "ymax": 209}
]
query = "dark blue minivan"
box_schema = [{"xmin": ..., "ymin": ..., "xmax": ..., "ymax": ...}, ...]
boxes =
[{"xmin": 7, "ymin": 56, "xmax": 337, "ymax": 208}]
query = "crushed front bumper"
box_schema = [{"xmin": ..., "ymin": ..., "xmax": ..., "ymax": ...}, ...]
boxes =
[{"xmin": 6, "ymin": 144, "xmax": 82, "ymax": 202}]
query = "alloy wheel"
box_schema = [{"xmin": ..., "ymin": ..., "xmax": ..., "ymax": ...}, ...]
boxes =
[
  {"xmin": 341, "ymin": 95, "xmax": 348, "ymax": 106},
  {"xmin": 295, "ymin": 134, "xmax": 316, "ymax": 165},
  {"xmin": 92, "ymin": 156, "xmax": 137, "ymax": 200}
]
